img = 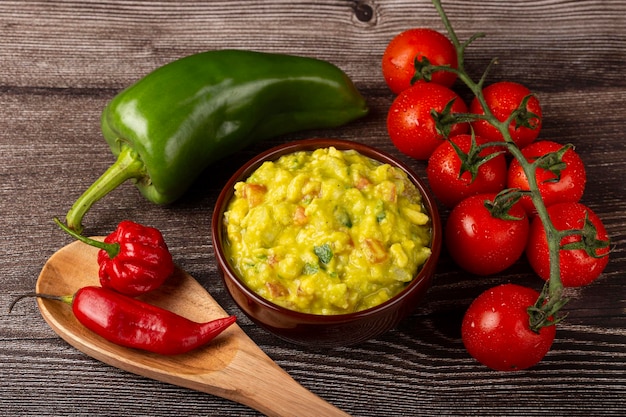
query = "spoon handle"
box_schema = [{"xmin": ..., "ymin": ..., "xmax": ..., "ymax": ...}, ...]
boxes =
[{"xmin": 181, "ymin": 337, "xmax": 352, "ymax": 416}]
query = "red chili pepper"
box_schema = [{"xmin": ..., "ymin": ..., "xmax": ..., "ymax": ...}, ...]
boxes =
[
  {"xmin": 55, "ymin": 218, "xmax": 175, "ymax": 296},
  {"xmin": 25, "ymin": 286, "xmax": 236, "ymax": 355}
]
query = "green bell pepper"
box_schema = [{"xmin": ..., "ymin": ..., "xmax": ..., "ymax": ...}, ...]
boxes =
[{"xmin": 65, "ymin": 50, "xmax": 369, "ymax": 233}]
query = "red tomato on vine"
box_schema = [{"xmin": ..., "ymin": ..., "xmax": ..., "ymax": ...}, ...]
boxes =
[
  {"xmin": 507, "ymin": 140, "xmax": 586, "ymax": 216},
  {"xmin": 382, "ymin": 28, "xmax": 458, "ymax": 94},
  {"xmin": 387, "ymin": 83, "xmax": 468, "ymax": 160},
  {"xmin": 526, "ymin": 202, "xmax": 610, "ymax": 287},
  {"xmin": 427, "ymin": 134, "xmax": 507, "ymax": 208},
  {"xmin": 445, "ymin": 192, "xmax": 529, "ymax": 275},
  {"xmin": 470, "ymin": 81, "xmax": 542, "ymax": 148},
  {"xmin": 462, "ymin": 283, "xmax": 556, "ymax": 371}
]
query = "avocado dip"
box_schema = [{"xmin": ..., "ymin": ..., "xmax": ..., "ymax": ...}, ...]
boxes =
[{"xmin": 223, "ymin": 147, "xmax": 432, "ymax": 315}]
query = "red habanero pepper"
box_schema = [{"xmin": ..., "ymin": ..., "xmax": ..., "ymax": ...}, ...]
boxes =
[
  {"xmin": 18, "ymin": 286, "xmax": 237, "ymax": 355},
  {"xmin": 55, "ymin": 218, "xmax": 174, "ymax": 296}
]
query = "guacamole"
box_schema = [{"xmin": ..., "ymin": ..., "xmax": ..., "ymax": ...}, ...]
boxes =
[{"xmin": 223, "ymin": 147, "xmax": 432, "ymax": 315}]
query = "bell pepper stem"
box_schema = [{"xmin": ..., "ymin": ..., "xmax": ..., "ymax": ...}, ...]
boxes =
[
  {"xmin": 65, "ymin": 145, "xmax": 146, "ymax": 234},
  {"xmin": 54, "ymin": 217, "xmax": 120, "ymax": 258}
]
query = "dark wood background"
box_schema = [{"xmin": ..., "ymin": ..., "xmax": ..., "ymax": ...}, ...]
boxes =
[{"xmin": 2, "ymin": 1, "xmax": 624, "ymax": 416}]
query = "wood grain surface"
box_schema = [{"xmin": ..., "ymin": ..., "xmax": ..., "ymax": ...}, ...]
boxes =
[{"xmin": 1, "ymin": 1, "xmax": 624, "ymax": 416}]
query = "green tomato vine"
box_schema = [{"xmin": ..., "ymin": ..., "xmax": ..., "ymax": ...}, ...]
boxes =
[{"xmin": 428, "ymin": 0, "xmax": 609, "ymax": 332}]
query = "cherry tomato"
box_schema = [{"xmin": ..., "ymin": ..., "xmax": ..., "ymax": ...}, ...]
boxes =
[
  {"xmin": 507, "ymin": 140, "xmax": 586, "ymax": 216},
  {"xmin": 382, "ymin": 28, "xmax": 458, "ymax": 94},
  {"xmin": 427, "ymin": 134, "xmax": 507, "ymax": 208},
  {"xmin": 470, "ymin": 81, "xmax": 542, "ymax": 148},
  {"xmin": 387, "ymin": 83, "xmax": 468, "ymax": 160},
  {"xmin": 526, "ymin": 202, "xmax": 610, "ymax": 287},
  {"xmin": 445, "ymin": 192, "xmax": 529, "ymax": 275},
  {"xmin": 462, "ymin": 283, "xmax": 556, "ymax": 371}
]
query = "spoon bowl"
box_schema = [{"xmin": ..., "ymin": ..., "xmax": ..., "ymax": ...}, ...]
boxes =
[{"xmin": 36, "ymin": 239, "xmax": 350, "ymax": 417}]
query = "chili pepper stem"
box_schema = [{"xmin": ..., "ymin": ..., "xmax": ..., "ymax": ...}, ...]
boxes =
[
  {"xmin": 53, "ymin": 217, "xmax": 120, "ymax": 258},
  {"xmin": 9, "ymin": 292, "xmax": 73, "ymax": 312},
  {"xmin": 65, "ymin": 145, "xmax": 147, "ymax": 234}
]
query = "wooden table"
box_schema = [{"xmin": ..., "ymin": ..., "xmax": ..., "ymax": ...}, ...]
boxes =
[{"xmin": 2, "ymin": 1, "xmax": 624, "ymax": 416}]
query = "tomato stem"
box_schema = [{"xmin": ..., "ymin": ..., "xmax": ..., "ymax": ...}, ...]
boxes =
[{"xmin": 431, "ymin": 0, "xmax": 568, "ymax": 331}]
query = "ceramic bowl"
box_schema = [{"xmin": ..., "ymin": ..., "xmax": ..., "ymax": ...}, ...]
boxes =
[{"xmin": 211, "ymin": 138, "xmax": 441, "ymax": 347}]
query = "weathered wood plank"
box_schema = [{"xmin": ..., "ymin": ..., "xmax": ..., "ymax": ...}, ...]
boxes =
[{"xmin": 1, "ymin": 1, "xmax": 624, "ymax": 416}]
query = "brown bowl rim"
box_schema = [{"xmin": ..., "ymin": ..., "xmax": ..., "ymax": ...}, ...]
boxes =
[{"xmin": 211, "ymin": 138, "xmax": 442, "ymax": 324}]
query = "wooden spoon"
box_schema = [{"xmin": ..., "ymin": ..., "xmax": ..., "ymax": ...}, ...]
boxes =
[{"xmin": 36, "ymin": 239, "xmax": 351, "ymax": 417}]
